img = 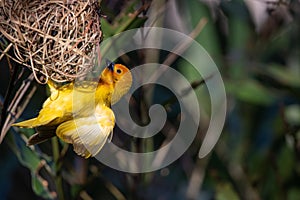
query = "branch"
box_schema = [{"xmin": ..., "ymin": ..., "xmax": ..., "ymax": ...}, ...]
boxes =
[{"xmin": 0, "ymin": 73, "xmax": 37, "ymax": 143}]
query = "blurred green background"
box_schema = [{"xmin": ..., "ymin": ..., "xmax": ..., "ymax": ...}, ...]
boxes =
[{"xmin": 1, "ymin": 0, "xmax": 300, "ymax": 199}]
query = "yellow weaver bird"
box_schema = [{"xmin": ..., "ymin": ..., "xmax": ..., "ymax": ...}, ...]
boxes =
[{"xmin": 13, "ymin": 61, "xmax": 132, "ymax": 158}]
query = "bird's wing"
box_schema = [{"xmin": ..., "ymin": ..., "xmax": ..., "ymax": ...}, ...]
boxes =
[
  {"xmin": 13, "ymin": 118, "xmax": 39, "ymax": 128},
  {"xmin": 12, "ymin": 81, "xmax": 69, "ymax": 128},
  {"xmin": 37, "ymin": 81, "xmax": 99, "ymax": 125},
  {"xmin": 13, "ymin": 111, "xmax": 64, "ymax": 128},
  {"xmin": 27, "ymin": 125, "xmax": 57, "ymax": 145},
  {"xmin": 56, "ymin": 104, "xmax": 115, "ymax": 158},
  {"xmin": 13, "ymin": 119, "xmax": 58, "ymax": 145}
]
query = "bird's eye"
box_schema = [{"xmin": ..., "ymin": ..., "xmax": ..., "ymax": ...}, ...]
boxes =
[{"xmin": 116, "ymin": 69, "xmax": 122, "ymax": 74}]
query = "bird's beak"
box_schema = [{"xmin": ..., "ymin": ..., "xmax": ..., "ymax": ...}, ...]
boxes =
[{"xmin": 106, "ymin": 60, "xmax": 115, "ymax": 72}]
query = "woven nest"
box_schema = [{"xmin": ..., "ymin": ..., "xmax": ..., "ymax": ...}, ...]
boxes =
[{"xmin": 0, "ymin": 0, "xmax": 102, "ymax": 83}]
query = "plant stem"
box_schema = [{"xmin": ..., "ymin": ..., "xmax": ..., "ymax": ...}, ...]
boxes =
[{"xmin": 52, "ymin": 137, "xmax": 65, "ymax": 200}]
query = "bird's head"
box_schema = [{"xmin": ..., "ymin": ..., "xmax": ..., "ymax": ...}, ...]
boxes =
[{"xmin": 100, "ymin": 61, "xmax": 132, "ymax": 104}]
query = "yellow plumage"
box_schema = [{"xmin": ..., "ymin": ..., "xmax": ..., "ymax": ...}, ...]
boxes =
[{"xmin": 13, "ymin": 62, "xmax": 132, "ymax": 158}]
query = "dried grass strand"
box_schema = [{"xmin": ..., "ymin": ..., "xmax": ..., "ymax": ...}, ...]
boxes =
[{"xmin": 0, "ymin": 0, "xmax": 102, "ymax": 83}]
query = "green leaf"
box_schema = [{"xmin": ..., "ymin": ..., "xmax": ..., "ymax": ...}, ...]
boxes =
[
  {"xmin": 125, "ymin": 16, "xmax": 147, "ymax": 31},
  {"xmin": 7, "ymin": 132, "xmax": 55, "ymax": 199},
  {"xmin": 267, "ymin": 65, "xmax": 300, "ymax": 88},
  {"xmin": 277, "ymin": 145, "xmax": 295, "ymax": 182},
  {"xmin": 7, "ymin": 133, "xmax": 40, "ymax": 171},
  {"xmin": 185, "ymin": 1, "xmax": 221, "ymax": 63},
  {"xmin": 32, "ymin": 175, "xmax": 56, "ymax": 199},
  {"xmin": 226, "ymin": 79, "xmax": 276, "ymax": 105},
  {"xmin": 101, "ymin": 19, "xmax": 116, "ymax": 37},
  {"xmin": 101, "ymin": 0, "xmax": 148, "ymax": 37},
  {"xmin": 216, "ymin": 183, "xmax": 240, "ymax": 200},
  {"xmin": 285, "ymin": 104, "xmax": 300, "ymax": 125},
  {"xmin": 287, "ymin": 187, "xmax": 300, "ymax": 200}
]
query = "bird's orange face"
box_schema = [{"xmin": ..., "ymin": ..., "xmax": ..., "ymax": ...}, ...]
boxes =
[
  {"xmin": 111, "ymin": 64, "xmax": 131, "ymax": 83},
  {"xmin": 101, "ymin": 62, "xmax": 132, "ymax": 85}
]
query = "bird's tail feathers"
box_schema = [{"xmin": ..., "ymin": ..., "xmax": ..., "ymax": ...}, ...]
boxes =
[
  {"xmin": 13, "ymin": 118, "xmax": 38, "ymax": 128},
  {"xmin": 27, "ymin": 125, "xmax": 57, "ymax": 145}
]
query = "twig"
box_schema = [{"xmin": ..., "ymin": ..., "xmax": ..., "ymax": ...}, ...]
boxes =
[
  {"xmin": 105, "ymin": 181, "xmax": 126, "ymax": 200},
  {"xmin": 185, "ymin": 156, "xmax": 211, "ymax": 200},
  {"xmin": 0, "ymin": 42, "xmax": 12, "ymax": 61},
  {"xmin": 79, "ymin": 191, "xmax": 93, "ymax": 200},
  {"xmin": 162, "ymin": 73, "xmax": 215, "ymax": 107},
  {"xmin": 52, "ymin": 137, "xmax": 65, "ymax": 200},
  {"xmin": 149, "ymin": 18, "xmax": 208, "ymax": 168},
  {"xmin": 147, "ymin": 18, "xmax": 208, "ymax": 84},
  {"xmin": 215, "ymin": 141, "xmax": 261, "ymax": 200},
  {"xmin": 100, "ymin": 2, "xmax": 151, "ymax": 57},
  {"xmin": 0, "ymin": 73, "xmax": 37, "ymax": 143},
  {"xmin": 0, "ymin": 61, "xmax": 19, "ymax": 140}
]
